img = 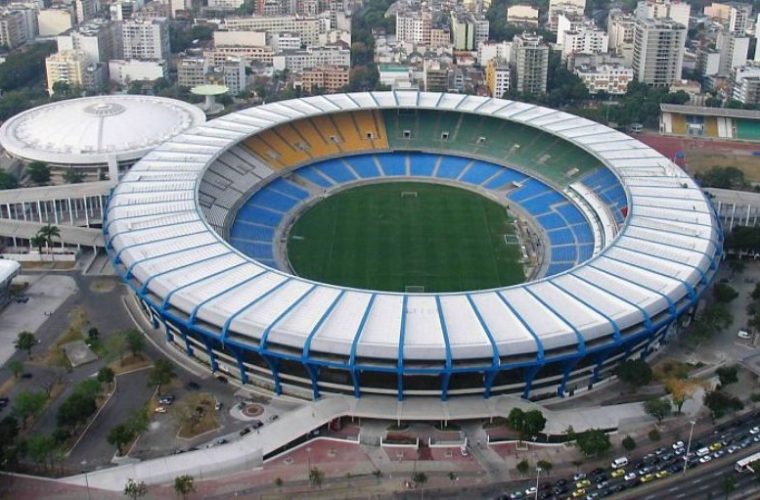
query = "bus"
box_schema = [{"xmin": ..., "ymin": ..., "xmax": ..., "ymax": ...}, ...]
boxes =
[{"xmin": 734, "ymin": 452, "xmax": 760, "ymax": 473}]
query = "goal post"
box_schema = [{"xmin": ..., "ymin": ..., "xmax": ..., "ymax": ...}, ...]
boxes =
[{"xmin": 401, "ymin": 191, "xmax": 418, "ymax": 198}]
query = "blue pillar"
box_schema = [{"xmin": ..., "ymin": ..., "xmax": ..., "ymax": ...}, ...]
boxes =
[
  {"xmin": 350, "ymin": 370, "xmax": 361, "ymax": 398},
  {"xmin": 440, "ymin": 371, "xmax": 452, "ymax": 402},
  {"xmin": 262, "ymin": 354, "xmax": 283, "ymax": 395},
  {"xmin": 558, "ymin": 357, "xmax": 582, "ymax": 397},
  {"xmin": 484, "ymin": 370, "xmax": 498, "ymax": 399},
  {"xmin": 182, "ymin": 331, "xmax": 193, "ymax": 356},
  {"xmin": 304, "ymin": 363, "xmax": 320, "ymax": 400},
  {"xmin": 202, "ymin": 336, "xmax": 219, "ymax": 372},
  {"xmin": 396, "ymin": 371, "xmax": 404, "ymax": 402},
  {"xmin": 522, "ymin": 365, "xmax": 543, "ymax": 400},
  {"xmin": 231, "ymin": 346, "xmax": 248, "ymax": 384},
  {"xmin": 163, "ymin": 321, "xmax": 174, "ymax": 342}
]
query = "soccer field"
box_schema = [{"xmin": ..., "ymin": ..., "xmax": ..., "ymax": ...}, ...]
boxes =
[{"xmin": 286, "ymin": 182, "xmax": 525, "ymax": 293}]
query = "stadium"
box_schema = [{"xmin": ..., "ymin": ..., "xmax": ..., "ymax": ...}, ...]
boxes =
[{"xmin": 105, "ymin": 92, "xmax": 722, "ymax": 403}]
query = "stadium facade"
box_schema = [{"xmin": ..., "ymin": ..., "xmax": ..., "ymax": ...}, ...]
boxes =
[{"xmin": 105, "ymin": 92, "xmax": 722, "ymax": 403}]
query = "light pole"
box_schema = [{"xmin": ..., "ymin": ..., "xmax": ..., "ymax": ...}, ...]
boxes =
[
  {"xmin": 683, "ymin": 420, "xmax": 696, "ymax": 475},
  {"xmin": 535, "ymin": 466, "xmax": 542, "ymax": 500},
  {"xmin": 306, "ymin": 446, "xmax": 312, "ymax": 477}
]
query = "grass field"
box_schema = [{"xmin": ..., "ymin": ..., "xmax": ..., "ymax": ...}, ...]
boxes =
[{"xmin": 286, "ymin": 182, "xmax": 525, "ymax": 293}]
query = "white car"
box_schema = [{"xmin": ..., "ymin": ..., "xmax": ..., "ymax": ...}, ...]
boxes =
[
  {"xmin": 154, "ymin": 406, "xmax": 167, "ymax": 413},
  {"xmin": 738, "ymin": 330, "xmax": 752, "ymax": 339},
  {"xmin": 524, "ymin": 486, "xmax": 537, "ymax": 496},
  {"xmin": 672, "ymin": 441, "xmax": 685, "ymax": 450},
  {"xmin": 699, "ymin": 455, "xmax": 712, "ymax": 464},
  {"xmin": 750, "ymin": 426, "xmax": 760, "ymax": 435},
  {"xmin": 624, "ymin": 472, "xmax": 637, "ymax": 481}
]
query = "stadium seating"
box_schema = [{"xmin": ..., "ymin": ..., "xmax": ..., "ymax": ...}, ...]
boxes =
[
  {"xmin": 227, "ymin": 152, "xmax": 598, "ymax": 277},
  {"xmin": 580, "ymin": 168, "xmax": 628, "ymax": 224}
]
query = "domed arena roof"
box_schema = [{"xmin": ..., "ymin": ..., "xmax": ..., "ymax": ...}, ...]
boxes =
[{"xmin": 0, "ymin": 95, "xmax": 206, "ymax": 165}]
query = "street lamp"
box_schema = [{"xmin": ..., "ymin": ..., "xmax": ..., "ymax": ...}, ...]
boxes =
[
  {"xmin": 535, "ymin": 466, "xmax": 542, "ymax": 500},
  {"xmin": 683, "ymin": 420, "xmax": 696, "ymax": 475},
  {"xmin": 306, "ymin": 446, "xmax": 312, "ymax": 476}
]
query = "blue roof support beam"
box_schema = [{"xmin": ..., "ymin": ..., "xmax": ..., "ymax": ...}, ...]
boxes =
[
  {"xmin": 188, "ymin": 269, "xmax": 268, "ymax": 324},
  {"xmin": 435, "ymin": 296, "xmax": 454, "ymax": 402},
  {"xmin": 348, "ymin": 294, "xmax": 377, "ymax": 398},
  {"xmin": 465, "ymin": 295, "xmax": 500, "ymax": 399},
  {"xmin": 397, "ymin": 295, "xmax": 409, "ymax": 402}
]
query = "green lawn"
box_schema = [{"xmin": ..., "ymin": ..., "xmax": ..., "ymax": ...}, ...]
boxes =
[{"xmin": 286, "ymin": 182, "xmax": 525, "ymax": 293}]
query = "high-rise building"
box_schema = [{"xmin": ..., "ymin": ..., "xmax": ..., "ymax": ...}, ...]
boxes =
[
  {"xmin": 635, "ymin": 0, "xmax": 690, "ymax": 27},
  {"xmin": 574, "ymin": 63, "xmax": 634, "ymax": 94},
  {"xmin": 74, "ymin": 0, "xmax": 99, "ymax": 25},
  {"xmin": 562, "ymin": 26, "xmax": 609, "ymax": 61},
  {"xmin": 122, "ymin": 17, "xmax": 169, "ymax": 60},
  {"xmin": 717, "ymin": 30, "xmax": 750, "ymax": 75},
  {"xmin": 0, "ymin": 10, "xmax": 29, "ymax": 49},
  {"xmin": 45, "ymin": 49, "xmax": 104, "ymax": 93},
  {"xmin": 548, "ymin": 0, "xmax": 586, "ymax": 32},
  {"xmin": 732, "ymin": 65, "xmax": 760, "ymax": 105},
  {"xmin": 512, "ymin": 32, "xmax": 549, "ymax": 94},
  {"xmin": 450, "ymin": 11, "xmax": 488, "ymax": 50},
  {"xmin": 608, "ymin": 10, "xmax": 636, "ymax": 65},
  {"xmin": 177, "ymin": 57, "xmax": 208, "ymax": 87},
  {"xmin": 705, "ymin": 2, "xmax": 753, "ymax": 33},
  {"xmin": 632, "ymin": 18, "xmax": 686, "ymax": 86},
  {"xmin": 57, "ymin": 20, "xmax": 123, "ymax": 64},
  {"xmin": 507, "ymin": 5, "xmax": 539, "ymax": 27},
  {"xmin": 485, "ymin": 58, "xmax": 510, "ymax": 97},
  {"xmin": 396, "ymin": 10, "xmax": 432, "ymax": 45},
  {"xmin": 300, "ymin": 65, "xmax": 349, "ymax": 93},
  {"xmin": 423, "ymin": 60, "xmax": 449, "ymax": 92}
]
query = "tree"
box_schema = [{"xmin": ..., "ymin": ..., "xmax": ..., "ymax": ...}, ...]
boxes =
[
  {"xmin": 174, "ymin": 474, "xmax": 195, "ymax": 499},
  {"xmin": 98, "ymin": 367, "xmax": 115, "ymax": 387},
  {"xmin": 14, "ymin": 331, "xmax": 36, "ymax": 358},
  {"xmin": 704, "ymin": 390, "xmax": 744, "ymax": 420},
  {"xmin": 7, "ymin": 360, "xmax": 24, "ymax": 379},
  {"xmin": 37, "ymin": 224, "xmax": 60, "ymax": 259},
  {"xmin": 644, "ymin": 397, "xmax": 672, "ymax": 423},
  {"xmin": 56, "ymin": 391, "xmax": 97, "ymax": 429},
  {"xmin": 713, "ymin": 283, "xmax": 739, "ymax": 303},
  {"xmin": 665, "ymin": 378, "xmax": 698, "ymax": 414},
  {"xmin": 62, "ymin": 169, "xmax": 85, "ymax": 184},
  {"xmin": 148, "ymin": 359, "xmax": 177, "ymax": 393},
  {"xmin": 309, "ymin": 467, "xmax": 324, "ymax": 488},
  {"xmin": 108, "ymin": 424, "xmax": 135, "ymax": 456},
  {"xmin": 622, "ymin": 435, "xmax": 636, "ymax": 451},
  {"xmin": 26, "ymin": 434, "xmax": 56, "ymax": 471},
  {"xmin": 125, "ymin": 330, "xmax": 145, "ymax": 360},
  {"xmin": 615, "ymin": 358, "xmax": 653, "ymax": 389},
  {"xmin": 412, "ymin": 471, "xmax": 427, "ymax": 488},
  {"xmin": 523, "ymin": 410, "xmax": 547, "ymax": 438},
  {"xmin": 26, "ymin": 161, "xmax": 50, "ymax": 185},
  {"xmin": 696, "ymin": 166, "xmax": 749, "ymax": 190},
  {"xmin": 0, "ymin": 169, "xmax": 18, "ymax": 190},
  {"xmin": 722, "ymin": 474, "xmax": 736, "ymax": 498},
  {"xmin": 30, "ymin": 234, "xmax": 46, "ymax": 259},
  {"xmin": 537, "ymin": 459, "xmax": 552, "ymax": 475},
  {"xmin": 517, "ymin": 458, "xmax": 530, "ymax": 475},
  {"xmin": 716, "ymin": 365, "xmax": 739, "ymax": 386},
  {"xmin": 648, "ymin": 429, "xmax": 661, "ymax": 441},
  {"xmin": 575, "ymin": 428, "xmax": 611, "ymax": 457},
  {"xmin": 506, "ymin": 407, "xmax": 526, "ymax": 436},
  {"xmin": 123, "ymin": 478, "xmax": 147, "ymax": 499},
  {"xmin": 12, "ymin": 390, "xmax": 47, "ymax": 428}
]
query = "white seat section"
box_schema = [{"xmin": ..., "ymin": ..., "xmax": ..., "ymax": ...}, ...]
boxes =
[
  {"xmin": 354, "ymin": 294, "xmax": 403, "ymax": 360},
  {"xmin": 403, "ymin": 295, "xmax": 446, "ymax": 361},
  {"xmin": 438, "ymin": 295, "xmax": 494, "ymax": 360},
  {"xmin": 468, "ymin": 292, "xmax": 538, "ymax": 358},
  {"xmin": 309, "ymin": 291, "xmax": 373, "ymax": 356}
]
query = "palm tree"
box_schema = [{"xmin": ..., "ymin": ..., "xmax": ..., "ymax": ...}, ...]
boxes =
[
  {"xmin": 38, "ymin": 224, "xmax": 60, "ymax": 260},
  {"xmin": 30, "ymin": 234, "xmax": 46, "ymax": 260}
]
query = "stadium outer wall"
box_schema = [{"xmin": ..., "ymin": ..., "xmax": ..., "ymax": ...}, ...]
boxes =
[{"xmin": 105, "ymin": 94, "xmax": 723, "ymax": 405}]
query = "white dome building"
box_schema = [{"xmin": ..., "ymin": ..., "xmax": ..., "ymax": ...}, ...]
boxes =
[{"xmin": 0, "ymin": 95, "xmax": 206, "ymax": 181}]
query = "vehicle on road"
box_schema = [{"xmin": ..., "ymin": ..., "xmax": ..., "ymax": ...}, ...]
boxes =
[
  {"xmin": 571, "ymin": 488, "xmax": 586, "ymax": 498},
  {"xmin": 655, "ymin": 470, "xmax": 670, "ymax": 479},
  {"xmin": 611, "ymin": 457, "xmax": 628, "ymax": 469},
  {"xmin": 672, "ymin": 441, "xmax": 684, "ymax": 450},
  {"xmin": 154, "ymin": 407, "xmax": 167, "ymax": 413},
  {"xmin": 639, "ymin": 473, "xmax": 655, "ymax": 483},
  {"xmin": 186, "ymin": 381, "xmax": 200, "ymax": 390},
  {"xmin": 215, "ymin": 401, "xmax": 223, "ymax": 411},
  {"xmin": 575, "ymin": 479, "xmax": 591, "ymax": 489},
  {"xmin": 158, "ymin": 395, "xmax": 175, "ymax": 405},
  {"xmin": 20, "ymin": 373, "xmax": 32, "ymax": 379},
  {"xmin": 699, "ymin": 455, "xmax": 712, "ymax": 464},
  {"xmin": 738, "ymin": 330, "xmax": 752, "ymax": 339},
  {"xmin": 216, "ymin": 375, "xmax": 228, "ymax": 384},
  {"xmin": 624, "ymin": 472, "xmax": 637, "ymax": 481},
  {"xmin": 610, "ymin": 468, "xmax": 626, "ymax": 478}
]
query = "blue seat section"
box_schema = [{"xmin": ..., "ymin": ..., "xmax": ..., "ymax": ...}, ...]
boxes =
[
  {"xmin": 572, "ymin": 224, "xmax": 594, "ymax": 244},
  {"xmin": 461, "ymin": 161, "xmax": 501, "ymax": 185},
  {"xmin": 436, "ymin": 156, "xmax": 470, "ymax": 179},
  {"xmin": 269, "ymin": 178, "xmax": 308, "ymax": 200},
  {"xmin": 537, "ymin": 213, "xmax": 566, "ymax": 230},
  {"xmin": 346, "ymin": 156, "xmax": 381, "ymax": 178},
  {"xmin": 230, "ymin": 223, "xmax": 274, "ymax": 242},
  {"xmin": 581, "ymin": 168, "xmax": 628, "ymax": 224},
  {"xmin": 556, "ymin": 203, "xmax": 586, "ymax": 225},
  {"xmin": 297, "ymin": 166, "xmax": 334, "ymax": 188},
  {"xmin": 551, "ymin": 245, "xmax": 578, "ymax": 262},
  {"xmin": 314, "ymin": 159, "xmax": 357, "ymax": 183},
  {"xmin": 236, "ymin": 205, "xmax": 283, "ymax": 227},
  {"xmin": 507, "ymin": 180, "xmax": 550, "ymax": 203},
  {"xmin": 520, "ymin": 192, "xmax": 565, "ymax": 215},
  {"xmin": 248, "ymin": 189, "xmax": 298, "ymax": 213},
  {"xmin": 485, "ymin": 169, "xmax": 527, "ymax": 189},
  {"xmin": 578, "ymin": 244, "xmax": 594, "ymax": 261},
  {"xmin": 377, "ymin": 154, "xmax": 407, "ymax": 176},
  {"xmin": 545, "ymin": 262, "xmax": 574, "ymax": 276},
  {"xmin": 408, "ymin": 152, "xmax": 438, "ymax": 176},
  {"xmin": 548, "ymin": 228, "xmax": 575, "ymax": 246}
]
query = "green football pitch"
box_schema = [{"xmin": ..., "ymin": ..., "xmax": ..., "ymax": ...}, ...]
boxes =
[{"xmin": 286, "ymin": 182, "xmax": 525, "ymax": 293}]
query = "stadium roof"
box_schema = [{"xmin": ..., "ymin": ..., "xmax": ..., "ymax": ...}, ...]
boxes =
[
  {"xmin": 0, "ymin": 96, "xmax": 206, "ymax": 165},
  {"xmin": 107, "ymin": 92, "xmax": 720, "ymax": 363},
  {"xmin": 660, "ymin": 103, "xmax": 760, "ymax": 120}
]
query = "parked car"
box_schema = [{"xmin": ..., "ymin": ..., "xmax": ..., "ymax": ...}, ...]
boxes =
[
  {"xmin": 20, "ymin": 373, "xmax": 33, "ymax": 379},
  {"xmin": 186, "ymin": 381, "xmax": 200, "ymax": 390},
  {"xmin": 251, "ymin": 420, "xmax": 263, "ymax": 429},
  {"xmin": 214, "ymin": 401, "xmax": 223, "ymax": 411},
  {"xmin": 738, "ymin": 330, "xmax": 752, "ymax": 339},
  {"xmin": 0, "ymin": 397, "xmax": 9, "ymax": 410},
  {"xmin": 216, "ymin": 375, "xmax": 228, "ymax": 384},
  {"xmin": 158, "ymin": 395, "xmax": 175, "ymax": 405},
  {"xmin": 154, "ymin": 406, "xmax": 167, "ymax": 413},
  {"xmin": 239, "ymin": 427, "xmax": 251, "ymax": 436}
]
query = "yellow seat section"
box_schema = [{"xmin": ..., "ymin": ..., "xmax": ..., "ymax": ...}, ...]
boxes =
[
  {"xmin": 311, "ymin": 115, "xmax": 343, "ymax": 149},
  {"xmin": 290, "ymin": 118, "xmax": 340, "ymax": 159},
  {"xmin": 331, "ymin": 112, "xmax": 365, "ymax": 152},
  {"xmin": 243, "ymin": 136, "xmax": 287, "ymax": 169},
  {"xmin": 258, "ymin": 129, "xmax": 311, "ymax": 168},
  {"xmin": 353, "ymin": 110, "xmax": 389, "ymax": 149},
  {"xmin": 275, "ymin": 123, "xmax": 312, "ymax": 157}
]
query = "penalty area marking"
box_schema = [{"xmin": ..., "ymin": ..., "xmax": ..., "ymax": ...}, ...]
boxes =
[{"xmin": 503, "ymin": 234, "xmax": 519, "ymax": 245}]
